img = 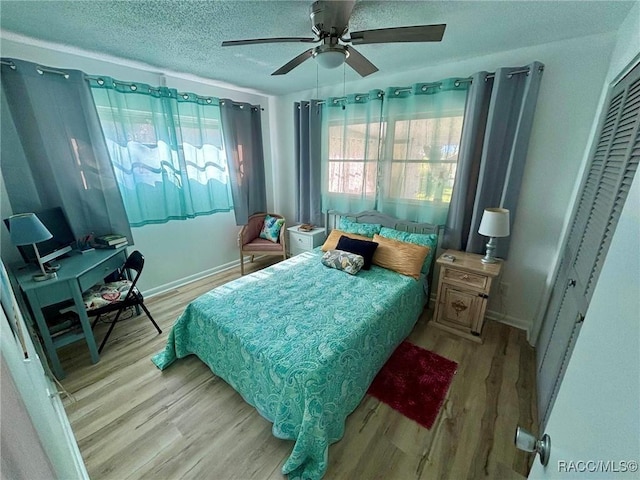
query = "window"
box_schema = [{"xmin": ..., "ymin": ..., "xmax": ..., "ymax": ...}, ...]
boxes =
[
  {"xmin": 327, "ymin": 121, "xmax": 382, "ymax": 196},
  {"xmin": 321, "ymin": 83, "xmax": 468, "ymax": 224},
  {"xmin": 90, "ymin": 79, "xmax": 233, "ymax": 227},
  {"xmin": 386, "ymin": 115, "xmax": 464, "ymax": 204}
]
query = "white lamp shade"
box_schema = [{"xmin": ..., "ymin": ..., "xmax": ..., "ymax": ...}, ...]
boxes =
[
  {"xmin": 478, "ymin": 208, "xmax": 510, "ymax": 237},
  {"xmin": 314, "ymin": 50, "xmax": 346, "ymax": 69},
  {"xmin": 8, "ymin": 213, "xmax": 53, "ymax": 246}
]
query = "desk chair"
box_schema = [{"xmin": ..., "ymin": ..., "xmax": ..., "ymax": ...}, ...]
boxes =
[{"xmin": 82, "ymin": 250, "xmax": 161, "ymax": 353}]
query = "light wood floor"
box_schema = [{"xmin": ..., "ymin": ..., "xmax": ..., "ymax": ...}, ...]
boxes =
[{"xmin": 59, "ymin": 257, "xmax": 537, "ymax": 480}]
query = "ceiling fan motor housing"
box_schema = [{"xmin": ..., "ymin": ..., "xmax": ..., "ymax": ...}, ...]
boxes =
[{"xmin": 310, "ymin": 0, "xmax": 350, "ymax": 39}]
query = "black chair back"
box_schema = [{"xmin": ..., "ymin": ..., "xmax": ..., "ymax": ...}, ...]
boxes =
[{"xmin": 121, "ymin": 250, "xmax": 144, "ymax": 303}]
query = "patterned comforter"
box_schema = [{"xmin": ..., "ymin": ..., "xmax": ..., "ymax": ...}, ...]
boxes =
[{"xmin": 152, "ymin": 249, "xmax": 425, "ymax": 479}]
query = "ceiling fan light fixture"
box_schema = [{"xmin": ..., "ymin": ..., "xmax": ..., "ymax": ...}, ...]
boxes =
[{"xmin": 313, "ymin": 46, "xmax": 348, "ymax": 69}]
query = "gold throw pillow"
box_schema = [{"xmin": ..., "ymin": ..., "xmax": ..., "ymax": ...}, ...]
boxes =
[{"xmin": 371, "ymin": 234, "xmax": 430, "ymax": 280}]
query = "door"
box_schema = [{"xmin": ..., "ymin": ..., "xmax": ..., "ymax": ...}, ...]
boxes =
[
  {"xmin": 0, "ymin": 261, "xmax": 88, "ymax": 479},
  {"xmin": 529, "ymin": 164, "xmax": 639, "ymax": 479},
  {"xmin": 535, "ymin": 62, "xmax": 640, "ymax": 427}
]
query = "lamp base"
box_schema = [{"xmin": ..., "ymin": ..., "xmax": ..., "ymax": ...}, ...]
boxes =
[
  {"xmin": 33, "ymin": 272, "xmax": 57, "ymax": 282},
  {"xmin": 481, "ymin": 237, "xmax": 498, "ymax": 264},
  {"xmin": 481, "ymin": 256, "xmax": 498, "ymax": 264}
]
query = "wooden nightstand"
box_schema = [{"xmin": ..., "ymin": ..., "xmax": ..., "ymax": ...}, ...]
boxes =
[
  {"xmin": 287, "ymin": 226, "xmax": 326, "ymax": 256},
  {"xmin": 431, "ymin": 250, "xmax": 502, "ymax": 343}
]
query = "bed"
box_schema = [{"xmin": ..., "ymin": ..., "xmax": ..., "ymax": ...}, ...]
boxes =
[{"xmin": 152, "ymin": 211, "xmax": 440, "ymax": 480}]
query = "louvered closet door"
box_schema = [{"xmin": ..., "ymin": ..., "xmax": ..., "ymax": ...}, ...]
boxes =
[{"xmin": 536, "ymin": 62, "xmax": 640, "ymax": 428}]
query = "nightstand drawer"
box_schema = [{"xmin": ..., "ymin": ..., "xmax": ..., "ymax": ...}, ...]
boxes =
[
  {"xmin": 290, "ymin": 233, "xmax": 313, "ymax": 250},
  {"xmin": 442, "ymin": 267, "xmax": 488, "ymax": 290}
]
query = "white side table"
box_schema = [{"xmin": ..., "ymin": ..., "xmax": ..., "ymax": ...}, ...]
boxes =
[{"xmin": 287, "ymin": 226, "xmax": 326, "ymax": 256}]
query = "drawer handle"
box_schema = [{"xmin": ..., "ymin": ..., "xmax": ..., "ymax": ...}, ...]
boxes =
[
  {"xmin": 297, "ymin": 238, "xmax": 302, "ymax": 242},
  {"xmin": 460, "ymin": 274, "xmax": 470, "ymax": 280}
]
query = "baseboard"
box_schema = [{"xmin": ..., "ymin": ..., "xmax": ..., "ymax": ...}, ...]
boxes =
[
  {"xmin": 143, "ymin": 256, "xmax": 259, "ymax": 299},
  {"xmin": 485, "ymin": 308, "xmax": 531, "ymax": 341}
]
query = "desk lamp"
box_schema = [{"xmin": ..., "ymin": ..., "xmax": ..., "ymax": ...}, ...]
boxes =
[
  {"xmin": 9, "ymin": 213, "xmax": 57, "ymax": 281},
  {"xmin": 478, "ymin": 208, "xmax": 510, "ymax": 264}
]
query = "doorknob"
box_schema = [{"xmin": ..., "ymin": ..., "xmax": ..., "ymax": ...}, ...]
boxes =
[{"xmin": 515, "ymin": 426, "xmax": 551, "ymax": 466}]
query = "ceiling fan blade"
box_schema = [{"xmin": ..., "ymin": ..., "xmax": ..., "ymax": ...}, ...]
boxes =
[
  {"xmin": 349, "ymin": 24, "xmax": 446, "ymax": 45},
  {"xmin": 222, "ymin": 37, "xmax": 317, "ymax": 47},
  {"xmin": 345, "ymin": 46, "xmax": 378, "ymax": 77},
  {"xmin": 272, "ymin": 49, "xmax": 315, "ymax": 76}
]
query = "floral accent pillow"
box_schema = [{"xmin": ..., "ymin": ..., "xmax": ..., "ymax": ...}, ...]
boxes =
[
  {"xmin": 321, "ymin": 249, "xmax": 365, "ymax": 275},
  {"xmin": 379, "ymin": 227, "xmax": 438, "ymax": 274},
  {"xmin": 259, "ymin": 214, "xmax": 285, "ymax": 243},
  {"xmin": 338, "ymin": 217, "xmax": 382, "ymax": 238}
]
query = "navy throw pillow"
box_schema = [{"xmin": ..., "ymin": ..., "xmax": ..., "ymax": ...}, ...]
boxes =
[{"xmin": 336, "ymin": 235, "xmax": 379, "ymax": 270}]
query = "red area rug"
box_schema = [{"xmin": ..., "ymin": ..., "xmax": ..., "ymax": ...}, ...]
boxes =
[{"xmin": 368, "ymin": 341, "xmax": 458, "ymax": 429}]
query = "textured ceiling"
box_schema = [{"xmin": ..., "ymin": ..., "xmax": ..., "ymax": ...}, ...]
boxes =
[{"xmin": 0, "ymin": 0, "xmax": 635, "ymax": 95}]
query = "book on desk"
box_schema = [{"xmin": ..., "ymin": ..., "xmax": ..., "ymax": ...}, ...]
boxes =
[{"xmin": 94, "ymin": 234, "xmax": 128, "ymax": 249}]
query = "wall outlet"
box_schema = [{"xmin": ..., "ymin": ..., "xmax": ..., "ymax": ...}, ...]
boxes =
[{"xmin": 500, "ymin": 282, "xmax": 510, "ymax": 297}]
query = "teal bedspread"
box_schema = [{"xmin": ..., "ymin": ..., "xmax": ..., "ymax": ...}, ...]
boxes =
[{"xmin": 152, "ymin": 249, "xmax": 425, "ymax": 479}]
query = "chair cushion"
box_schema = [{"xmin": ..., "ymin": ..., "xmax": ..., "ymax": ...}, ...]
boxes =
[
  {"xmin": 83, "ymin": 280, "xmax": 135, "ymax": 311},
  {"xmin": 259, "ymin": 214, "xmax": 285, "ymax": 243},
  {"xmin": 242, "ymin": 238, "xmax": 285, "ymax": 252}
]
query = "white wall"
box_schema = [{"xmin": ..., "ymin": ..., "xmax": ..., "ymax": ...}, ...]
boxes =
[
  {"xmin": 0, "ymin": 34, "xmax": 275, "ymax": 294},
  {"xmin": 272, "ymin": 32, "xmax": 617, "ymax": 336}
]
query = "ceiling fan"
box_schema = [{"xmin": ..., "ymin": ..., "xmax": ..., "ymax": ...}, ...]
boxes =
[{"xmin": 221, "ymin": 0, "xmax": 446, "ymax": 77}]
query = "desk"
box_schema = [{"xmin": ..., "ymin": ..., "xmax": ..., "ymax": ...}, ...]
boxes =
[{"xmin": 13, "ymin": 247, "xmax": 128, "ymax": 378}]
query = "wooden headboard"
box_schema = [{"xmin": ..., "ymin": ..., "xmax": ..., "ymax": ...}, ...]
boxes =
[{"xmin": 325, "ymin": 209, "xmax": 443, "ymax": 304}]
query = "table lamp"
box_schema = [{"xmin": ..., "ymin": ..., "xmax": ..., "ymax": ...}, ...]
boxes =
[
  {"xmin": 478, "ymin": 208, "xmax": 510, "ymax": 264},
  {"xmin": 9, "ymin": 213, "xmax": 57, "ymax": 281}
]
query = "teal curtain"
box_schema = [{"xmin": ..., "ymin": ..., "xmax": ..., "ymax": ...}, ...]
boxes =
[
  {"xmin": 90, "ymin": 77, "xmax": 233, "ymax": 227},
  {"xmin": 378, "ymin": 79, "xmax": 469, "ymax": 225},
  {"xmin": 320, "ymin": 90, "xmax": 383, "ymax": 213}
]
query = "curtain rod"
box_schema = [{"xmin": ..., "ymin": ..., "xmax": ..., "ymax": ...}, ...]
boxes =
[
  {"xmin": 37, "ymin": 65, "xmax": 70, "ymax": 79},
  {"xmin": 0, "ymin": 59, "xmax": 16, "ymax": 70},
  {"xmin": 1, "ymin": 60, "xmax": 70, "ymax": 78},
  {"xmin": 219, "ymin": 99, "xmax": 264, "ymax": 111},
  {"xmin": 314, "ymin": 65, "xmax": 544, "ymax": 105},
  {"xmin": 86, "ymin": 75, "xmax": 264, "ymax": 111}
]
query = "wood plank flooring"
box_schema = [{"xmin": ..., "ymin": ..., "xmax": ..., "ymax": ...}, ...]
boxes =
[{"xmin": 58, "ymin": 257, "xmax": 537, "ymax": 479}]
